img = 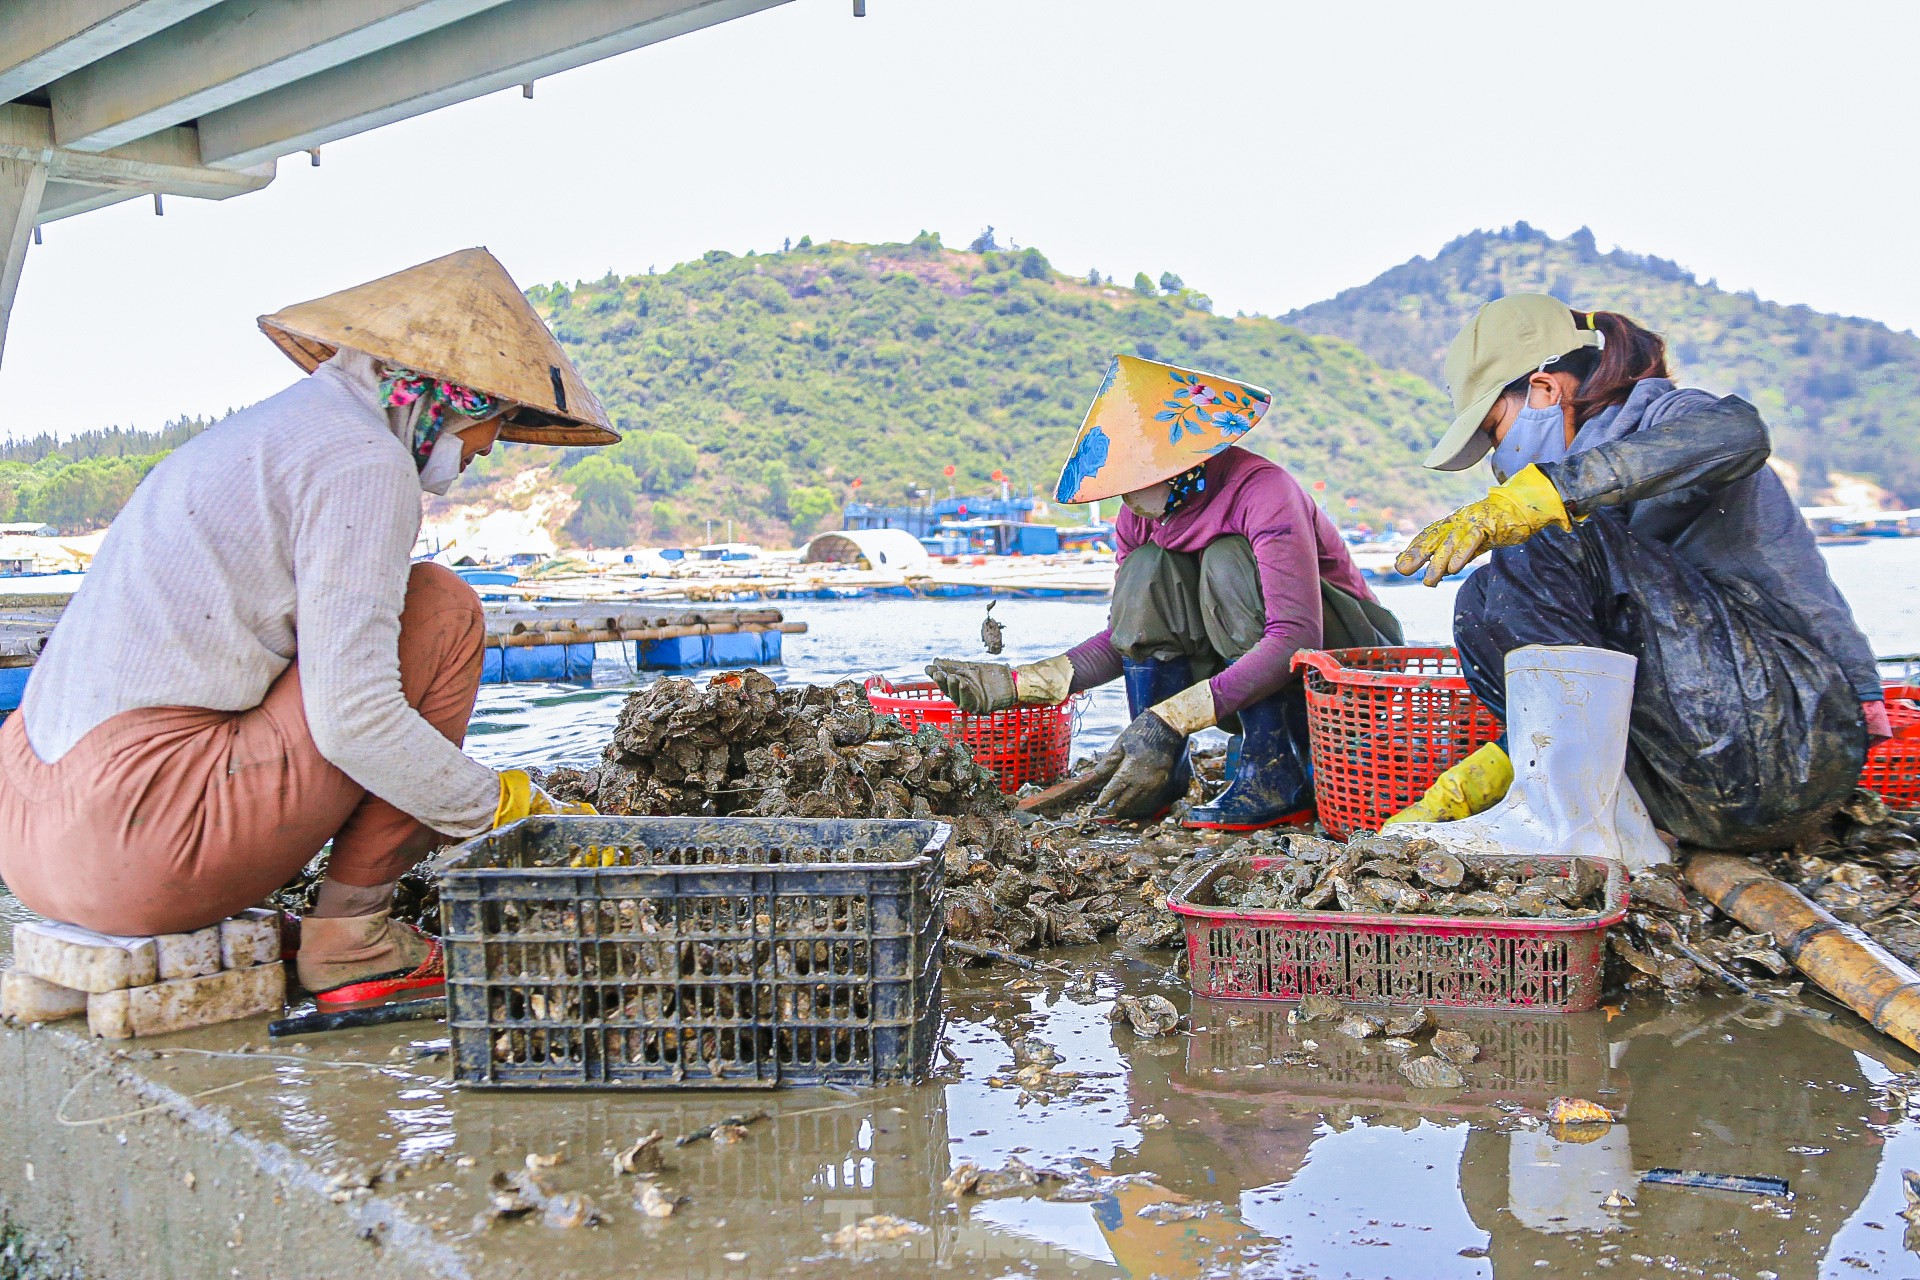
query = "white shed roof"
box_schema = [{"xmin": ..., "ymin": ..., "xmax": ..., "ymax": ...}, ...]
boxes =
[{"xmin": 801, "ymin": 528, "xmax": 929, "ymax": 568}]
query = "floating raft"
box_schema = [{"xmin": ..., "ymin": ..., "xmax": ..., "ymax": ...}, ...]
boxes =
[
  {"xmin": 481, "ymin": 603, "xmax": 806, "ymax": 683},
  {"xmin": 0, "ymin": 599, "xmax": 806, "ymax": 717},
  {"xmin": 0, "ymin": 595, "xmax": 64, "ymax": 716}
]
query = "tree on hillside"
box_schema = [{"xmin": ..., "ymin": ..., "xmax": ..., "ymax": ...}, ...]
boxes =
[
  {"xmin": 1158, "ymin": 272, "xmax": 1184, "ymax": 293},
  {"xmin": 968, "ymin": 226, "xmax": 999, "ymax": 253},
  {"xmin": 563, "ymin": 454, "xmax": 638, "ymax": 546},
  {"xmin": 1132, "ymin": 272, "xmax": 1155, "ymax": 296},
  {"xmin": 1085, "ymin": 268, "xmax": 1101, "ymax": 286}
]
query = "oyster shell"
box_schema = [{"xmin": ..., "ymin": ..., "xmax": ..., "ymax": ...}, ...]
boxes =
[{"xmin": 1398, "ymin": 1055, "xmax": 1466, "ymax": 1089}]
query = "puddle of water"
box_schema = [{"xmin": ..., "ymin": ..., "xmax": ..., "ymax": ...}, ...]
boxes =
[{"xmin": 35, "ymin": 942, "xmax": 1918, "ymax": 1280}]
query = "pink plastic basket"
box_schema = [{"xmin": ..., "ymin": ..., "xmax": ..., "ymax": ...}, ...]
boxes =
[{"xmin": 1167, "ymin": 853, "xmax": 1627, "ymax": 1013}]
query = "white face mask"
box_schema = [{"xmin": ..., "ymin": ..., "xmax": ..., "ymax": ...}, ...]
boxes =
[{"xmin": 417, "ymin": 431, "xmax": 466, "ymax": 496}]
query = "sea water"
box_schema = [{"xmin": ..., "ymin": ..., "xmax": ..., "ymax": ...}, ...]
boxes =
[{"xmin": 465, "ymin": 538, "xmax": 1920, "ymax": 772}]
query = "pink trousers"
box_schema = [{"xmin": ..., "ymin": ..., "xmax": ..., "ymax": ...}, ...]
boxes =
[{"xmin": 0, "ymin": 563, "xmax": 485, "ymax": 937}]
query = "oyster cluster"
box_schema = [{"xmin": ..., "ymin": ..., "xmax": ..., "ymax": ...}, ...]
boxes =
[
  {"xmin": 1208, "ymin": 833, "xmax": 1607, "ymax": 918},
  {"xmin": 546, "ymin": 670, "xmax": 1013, "ymax": 830},
  {"xmin": 940, "ymin": 826, "xmax": 1189, "ymax": 954},
  {"xmin": 1613, "ymin": 788, "xmax": 1920, "ymax": 999}
]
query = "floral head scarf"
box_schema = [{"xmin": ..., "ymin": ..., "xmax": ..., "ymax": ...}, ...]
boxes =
[
  {"xmin": 378, "ymin": 365, "xmax": 501, "ymax": 470},
  {"xmin": 1161, "ymin": 461, "xmax": 1212, "ymax": 519}
]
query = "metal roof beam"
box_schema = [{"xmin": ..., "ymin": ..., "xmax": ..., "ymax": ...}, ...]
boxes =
[
  {"xmin": 36, "ymin": 179, "xmax": 137, "ymax": 223},
  {"xmin": 0, "ymin": 104, "xmax": 274, "ymax": 202},
  {"xmin": 0, "ymin": 0, "xmax": 226, "ymax": 101},
  {"xmin": 197, "ymin": 0, "xmax": 792, "ymax": 169},
  {"xmin": 50, "ymin": 0, "xmax": 515, "ymax": 154}
]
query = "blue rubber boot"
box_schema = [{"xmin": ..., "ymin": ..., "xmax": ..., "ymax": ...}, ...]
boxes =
[
  {"xmin": 1182, "ymin": 684, "xmax": 1316, "ymax": 831},
  {"xmin": 1105, "ymin": 656, "xmax": 1193, "ymax": 821}
]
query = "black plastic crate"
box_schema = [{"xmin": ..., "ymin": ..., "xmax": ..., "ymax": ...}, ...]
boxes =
[{"xmin": 439, "ymin": 816, "xmax": 948, "ymax": 1089}]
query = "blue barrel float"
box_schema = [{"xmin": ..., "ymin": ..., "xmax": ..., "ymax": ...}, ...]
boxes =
[{"xmin": 481, "ymin": 604, "xmax": 802, "ymax": 685}]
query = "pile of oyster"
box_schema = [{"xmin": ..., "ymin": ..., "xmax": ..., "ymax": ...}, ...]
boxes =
[
  {"xmin": 545, "ymin": 670, "xmax": 1012, "ymax": 828},
  {"xmin": 1206, "ymin": 832, "xmax": 1609, "ymax": 918}
]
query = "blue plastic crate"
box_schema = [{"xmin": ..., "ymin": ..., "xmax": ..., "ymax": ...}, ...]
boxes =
[{"xmin": 440, "ymin": 816, "xmax": 947, "ymax": 1090}]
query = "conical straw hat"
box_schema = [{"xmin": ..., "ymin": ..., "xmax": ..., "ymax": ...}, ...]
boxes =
[
  {"xmin": 1053, "ymin": 354, "xmax": 1272, "ymax": 504},
  {"xmin": 258, "ymin": 247, "xmax": 618, "ymax": 447}
]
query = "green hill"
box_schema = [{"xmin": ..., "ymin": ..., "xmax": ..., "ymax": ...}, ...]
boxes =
[
  {"xmin": 496, "ymin": 234, "xmax": 1474, "ymax": 546},
  {"xmin": 1284, "ymin": 223, "xmax": 1920, "ymax": 501}
]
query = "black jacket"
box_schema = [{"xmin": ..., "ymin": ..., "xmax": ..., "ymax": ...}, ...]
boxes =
[{"xmin": 1539, "ymin": 378, "xmax": 1880, "ymax": 701}]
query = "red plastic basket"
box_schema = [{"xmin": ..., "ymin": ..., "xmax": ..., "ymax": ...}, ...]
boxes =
[
  {"xmin": 1168, "ymin": 853, "xmax": 1627, "ymax": 1012},
  {"xmin": 863, "ymin": 677, "xmax": 1078, "ymax": 795},
  {"xmin": 1861, "ymin": 685, "xmax": 1920, "ymax": 806},
  {"xmin": 1292, "ymin": 647, "xmax": 1504, "ymax": 839}
]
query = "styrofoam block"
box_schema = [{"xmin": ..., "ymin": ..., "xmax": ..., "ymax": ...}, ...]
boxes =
[
  {"xmin": 1, "ymin": 968, "xmax": 90, "ymax": 1022},
  {"xmin": 12, "ymin": 921, "xmax": 159, "ymax": 993},
  {"xmin": 220, "ymin": 910, "xmax": 280, "ymax": 970},
  {"xmin": 155, "ymin": 925, "xmax": 222, "ymax": 981},
  {"xmin": 88, "ymin": 963, "xmax": 286, "ymax": 1040}
]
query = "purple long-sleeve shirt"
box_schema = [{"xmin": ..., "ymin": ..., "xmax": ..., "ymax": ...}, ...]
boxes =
[{"xmin": 1064, "ymin": 446, "xmax": 1376, "ymax": 717}]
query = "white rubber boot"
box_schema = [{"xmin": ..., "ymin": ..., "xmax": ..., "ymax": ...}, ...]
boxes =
[{"xmin": 1384, "ymin": 644, "xmax": 1671, "ymax": 872}]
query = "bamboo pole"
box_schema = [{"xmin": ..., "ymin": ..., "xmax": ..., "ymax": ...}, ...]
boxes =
[{"xmin": 1687, "ymin": 853, "xmax": 1920, "ymax": 1053}]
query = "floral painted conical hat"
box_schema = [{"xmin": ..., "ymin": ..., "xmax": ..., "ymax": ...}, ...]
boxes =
[{"xmin": 1054, "ymin": 355, "xmax": 1272, "ymax": 504}]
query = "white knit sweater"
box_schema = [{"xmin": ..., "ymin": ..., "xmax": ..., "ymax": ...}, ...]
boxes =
[{"xmin": 21, "ymin": 360, "xmax": 500, "ymax": 836}]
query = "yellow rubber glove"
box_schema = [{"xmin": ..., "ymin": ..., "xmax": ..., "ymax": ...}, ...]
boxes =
[
  {"xmin": 1395, "ymin": 465, "xmax": 1571, "ymax": 587},
  {"xmin": 1383, "ymin": 742, "xmax": 1513, "ymax": 825},
  {"xmin": 494, "ymin": 768, "xmax": 597, "ymax": 827}
]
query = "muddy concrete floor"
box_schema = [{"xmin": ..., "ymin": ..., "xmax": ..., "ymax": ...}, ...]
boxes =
[{"xmin": 19, "ymin": 908, "xmax": 1920, "ymax": 1280}]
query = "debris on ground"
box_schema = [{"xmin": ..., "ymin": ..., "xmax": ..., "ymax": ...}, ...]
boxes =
[
  {"xmin": 633, "ymin": 1178, "xmax": 682, "ymax": 1219},
  {"xmin": 1602, "ymin": 790, "xmax": 1919, "ymax": 1004},
  {"xmin": 825, "ymin": 1215, "xmax": 929, "ymax": 1247},
  {"xmin": 1398, "ymin": 1056, "xmax": 1466, "ymax": 1089},
  {"xmin": 1109, "ymin": 994, "xmax": 1184, "ymax": 1037},
  {"xmin": 944, "ymin": 1155, "xmax": 1071, "ymax": 1199},
  {"xmin": 613, "ymin": 1132, "xmax": 666, "ymax": 1175},
  {"xmin": 541, "ymin": 1192, "xmax": 603, "ymax": 1230},
  {"xmin": 1431, "ymin": 1030, "xmax": 1480, "ymax": 1064},
  {"xmin": 675, "ymin": 1111, "xmax": 767, "ymax": 1147},
  {"xmin": 1136, "ymin": 1201, "xmax": 1220, "ymax": 1222},
  {"xmin": 1536, "ymin": 1090, "xmax": 1612, "ymax": 1128},
  {"xmin": 1296, "ymin": 993, "xmax": 1344, "ymax": 1022},
  {"xmin": 1207, "ymin": 833, "xmax": 1607, "ymax": 917},
  {"xmin": 1336, "ymin": 1012, "xmax": 1384, "ymax": 1040},
  {"xmin": 478, "ymin": 1169, "xmax": 601, "ymax": 1230}
]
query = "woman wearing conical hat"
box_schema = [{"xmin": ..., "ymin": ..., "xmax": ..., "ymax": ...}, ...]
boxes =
[
  {"xmin": 929, "ymin": 355, "xmax": 1402, "ymax": 828},
  {"xmin": 1386, "ymin": 294, "xmax": 1880, "ymax": 853},
  {"xmin": 0, "ymin": 248, "xmax": 614, "ymax": 1010}
]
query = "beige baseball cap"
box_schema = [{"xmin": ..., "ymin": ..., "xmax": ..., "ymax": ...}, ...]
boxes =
[{"xmin": 1425, "ymin": 294, "xmax": 1601, "ymax": 471}]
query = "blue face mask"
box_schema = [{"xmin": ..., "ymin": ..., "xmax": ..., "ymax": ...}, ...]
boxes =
[{"xmin": 1489, "ymin": 399, "xmax": 1570, "ymax": 483}]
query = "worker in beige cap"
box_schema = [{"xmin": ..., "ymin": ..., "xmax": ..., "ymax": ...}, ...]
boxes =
[
  {"xmin": 0, "ymin": 248, "xmax": 614, "ymax": 1010},
  {"xmin": 1386, "ymin": 293, "xmax": 1882, "ymax": 855}
]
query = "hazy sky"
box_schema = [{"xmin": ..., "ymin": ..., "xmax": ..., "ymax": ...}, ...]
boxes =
[{"xmin": 4, "ymin": 0, "xmax": 1914, "ymax": 439}]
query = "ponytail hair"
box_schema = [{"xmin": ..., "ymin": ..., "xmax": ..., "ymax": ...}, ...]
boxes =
[{"xmin": 1567, "ymin": 309, "xmax": 1670, "ymax": 425}]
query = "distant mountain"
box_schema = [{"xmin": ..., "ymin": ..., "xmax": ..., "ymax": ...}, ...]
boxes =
[
  {"xmin": 1284, "ymin": 223, "xmax": 1920, "ymax": 502},
  {"xmin": 500, "ymin": 235, "xmax": 1476, "ymax": 547}
]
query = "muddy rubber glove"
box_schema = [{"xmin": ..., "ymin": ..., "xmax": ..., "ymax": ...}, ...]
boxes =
[
  {"xmin": 1150, "ymin": 681, "xmax": 1218, "ymax": 736},
  {"xmin": 1866, "ymin": 699, "xmax": 1893, "ymax": 743},
  {"xmin": 494, "ymin": 768, "xmax": 596, "ymax": 827},
  {"xmin": 1383, "ymin": 742, "xmax": 1513, "ymax": 825},
  {"xmin": 1089, "ymin": 709, "xmax": 1190, "ymax": 820},
  {"xmin": 1395, "ymin": 465, "xmax": 1572, "ymax": 587},
  {"xmin": 926, "ymin": 653, "xmax": 1073, "ymax": 713}
]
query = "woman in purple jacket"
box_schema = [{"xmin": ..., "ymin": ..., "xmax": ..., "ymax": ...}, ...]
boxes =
[{"xmin": 929, "ymin": 355, "xmax": 1400, "ymax": 829}]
